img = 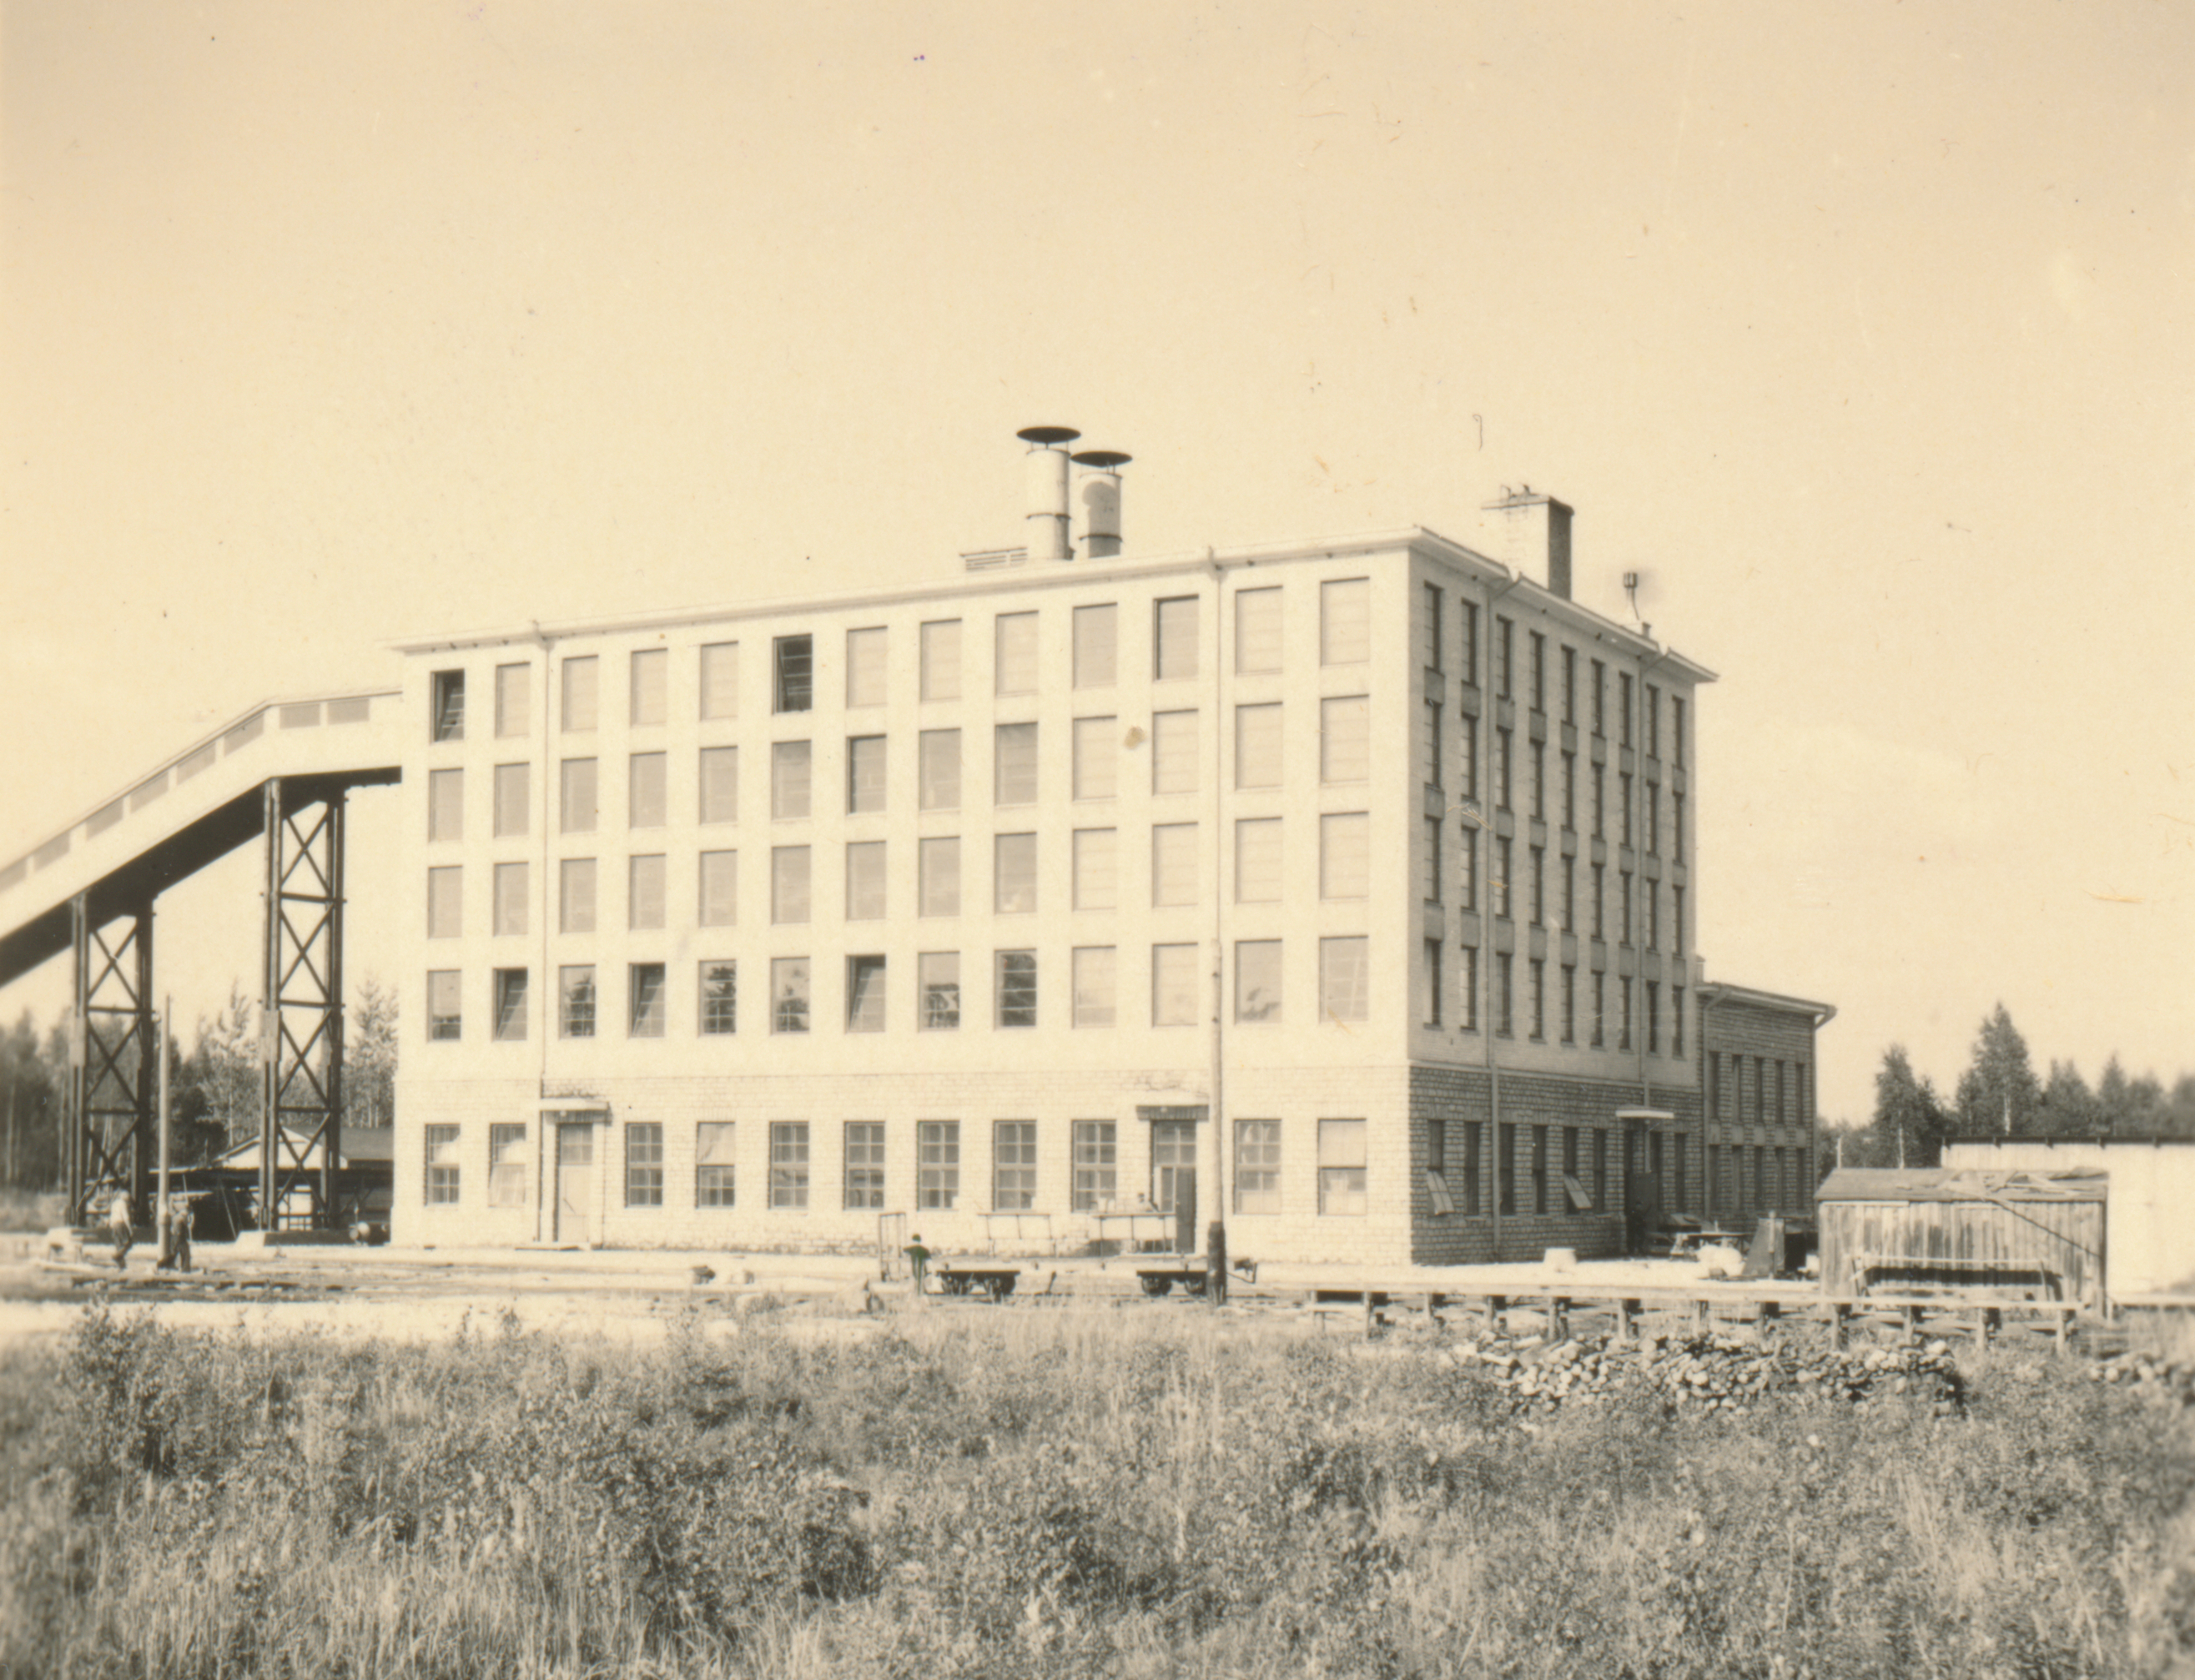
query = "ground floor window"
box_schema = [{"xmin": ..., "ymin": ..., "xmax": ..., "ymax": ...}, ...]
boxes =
[
  {"xmin": 1498, "ymin": 1121, "xmax": 1517, "ymax": 1215},
  {"xmin": 919, "ymin": 1121, "xmax": 960, "ymax": 1210},
  {"xmin": 1235, "ymin": 1119, "xmax": 1281, "ymax": 1215},
  {"xmin": 425, "ymin": 1125, "xmax": 460, "ymax": 1205},
  {"xmin": 626, "ymin": 1123, "xmax": 663, "ymax": 1205},
  {"xmin": 697, "ymin": 1122, "xmax": 736, "ymax": 1206},
  {"xmin": 994, "ymin": 1121, "xmax": 1036, "ymax": 1210},
  {"xmin": 844, "ymin": 1122, "xmax": 885, "ymax": 1210},
  {"xmin": 1317, "ymin": 1119, "xmax": 1367, "ymax": 1215},
  {"xmin": 1073, "ymin": 1120, "xmax": 1116, "ymax": 1212},
  {"xmin": 770, "ymin": 1122, "xmax": 809, "ymax": 1209},
  {"xmin": 488, "ymin": 1123, "xmax": 527, "ymax": 1207}
]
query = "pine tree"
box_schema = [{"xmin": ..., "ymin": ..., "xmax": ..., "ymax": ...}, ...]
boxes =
[
  {"xmin": 2039, "ymin": 1059, "xmax": 2098, "ymax": 1137},
  {"xmin": 345, "ymin": 975, "xmax": 398, "ymax": 1133},
  {"xmin": 1873, "ymin": 1044, "xmax": 1951, "ymax": 1166},
  {"xmin": 1953, "ymin": 1003, "xmax": 2041, "ymax": 1136}
]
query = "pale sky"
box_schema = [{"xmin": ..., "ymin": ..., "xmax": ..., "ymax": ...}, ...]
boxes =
[{"xmin": 3, "ymin": 1, "xmax": 2190, "ymax": 1124}]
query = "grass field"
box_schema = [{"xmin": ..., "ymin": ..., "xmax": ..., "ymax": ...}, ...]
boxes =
[{"xmin": 0, "ymin": 1302, "xmax": 2188, "ymax": 1678}]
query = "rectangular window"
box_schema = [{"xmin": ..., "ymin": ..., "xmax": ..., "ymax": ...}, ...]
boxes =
[
  {"xmin": 1073, "ymin": 604, "xmax": 1118, "ymax": 688},
  {"xmin": 1495, "ymin": 952, "xmax": 1513, "ymax": 1037},
  {"xmin": 1562, "ymin": 964, "xmax": 1577, "ymax": 1044},
  {"xmin": 1317, "ymin": 1118, "xmax": 1367, "ymax": 1215},
  {"xmin": 559, "ymin": 966, "xmax": 597, "ymax": 1039},
  {"xmin": 996, "ymin": 950, "xmax": 1037, "ymax": 1028},
  {"xmin": 919, "ymin": 1121, "xmax": 961, "ymax": 1210},
  {"xmin": 488, "ymin": 1122, "xmax": 527, "ymax": 1207},
  {"xmin": 1530, "ymin": 1124, "xmax": 1548, "ymax": 1215},
  {"xmin": 994, "ymin": 722, "xmax": 1039, "ymax": 804},
  {"xmin": 1422, "ymin": 698, "xmax": 1442, "ymax": 787},
  {"xmin": 1320, "ymin": 696, "xmax": 1370, "ymax": 783},
  {"xmin": 1460, "ymin": 945, "xmax": 1478, "ymax": 1031},
  {"xmin": 1619, "ymin": 977, "xmax": 1634, "ymax": 1051},
  {"xmin": 919, "ymin": 836, "xmax": 960, "ymax": 917},
  {"xmin": 493, "ymin": 763, "xmax": 529, "ymax": 837},
  {"xmin": 1427, "ymin": 1116, "xmax": 1452, "ymax": 1215},
  {"xmin": 560, "ymin": 758, "xmax": 597, "ymax": 834},
  {"xmin": 1321, "ymin": 812, "xmax": 1369, "ymax": 899},
  {"xmin": 771, "ymin": 741, "xmax": 811, "ymax": 821},
  {"xmin": 425, "ymin": 1124, "xmax": 461, "ymax": 1203},
  {"xmin": 562, "ymin": 656, "xmax": 598, "ymax": 734},
  {"xmin": 627, "ymin": 854, "xmax": 665, "ymax": 931},
  {"xmin": 1530, "ymin": 847, "xmax": 1545, "ymax": 927},
  {"xmin": 843, "ymin": 1122, "xmax": 884, "ymax": 1210},
  {"xmin": 1319, "ymin": 936, "xmax": 1368, "ymax": 1023},
  {"xmin": 771, "ymin": 847, "xmax": 811, "ymax": 923},
  {"xmin": 427, "ymin": 867, "xmax": 463, "ymax": 939},
  {"xmin": 1671, "ymin": 1134, "xmax": 1687, "ymax": 1215},
  {"xmin": 1154, "ymin": 596, "xmax": 1200, "ymax": 680},
  {"xmin": 994, "ymin": 611, "xmax": 1039, "ymax": 696},
  {"xmin": 1529, "ymin": 631, "xmax": 1546, "ymax": 713},
  {"xmin": 1320, "ymin": 578, "xmax": 1370, "ymax": 664},
  {"xmin": 626, "ymin": 1122, "xmax": 664, "ymax": 1205},
  {"xmin": 769, "ymin": 1122, "xmax": 809, "ymax": 1209},
  {"xmin": 1593, "ymin": 1128, "xmax": 1608, "ymax": 1213},
  {"xmin": 847, "ymin": 736, "xmax": 887, "ymax": 813},
  {"xmin": 697, "ymin": 1120, "xmax": 736, "ymax": 1205},
  {"xmin": 1072, "ymin": 717, "xmax": 1118, "ymax": 800},
  {"xmin": 628, "ymin": 963, "xmax": 666, "ymax": 1037},
  {"xmin": 1426, "ymin": 815, "xmax": 1442, "ymax": 903},
  {"xmin": 1498, "ymin": 1121, "xmax": 1517, "ymax": 1215},
  {"xmin": 846, "ymin": 954, "xmax": 887, "ymax": 1032},
  {"xmin": 994, "ymin": 832, "xmax": 1037, "ymax": 913},
  {"xmin": 1461, "ymin": 600, "xmax": 1480, "ymax": 687},
  {"xmin": 493, "ymin": 863, "xmax": 528, "ymax": 936},
  {"xmin": 1562, "ymin": 856, "xmax": 1576, "ymax": 933},
  {"xmin": 698, "ymin": 850, "xmax": 737, "ymax": 927},
  {"xmin": 919, "ymin": 729, "xmax": 963, "ymax": 811},
  {"xmin": 1234, "ymin": 817, "xmax": 1282, "ymax": 903},
  {"xmin": 1620, "ymin": 872, "xmax": 1634, "ymax": 944},
  {"xmin": 1531, "ymin": 742, "xmax": 1546, "ymax": 822},
  {"xmin": 1460, "ymin": 715, "xmax": 1478, "ymax": 800},
  {"xmin": 1620, "ymin": 673, "xmax": 1635, "ymax": 747},
  {"xmin": 774, "ymin": 635, "xmax": 813, "ymax": 713},
  {"xmin": 628, "ymin": 753, "xmax": 667, "ymax": 829},
  {"xmin": 1423, "ymin": 583, "xmax": 1444, "ymax": 670},
  {"xmin": 428, "ymin": 768, "xmax": 464, "ymax": 842},
  {"xmin": 496, "ymin": 663, "xmax": 531, "ymax": 737},
  {"xmin": 1072, "ymin": 946, "xmax": 1116, "ymax": 1027},
  {"xmin": 630, "ymin": 649, "xmax": 667, "ymax": 727},
  {"xmin": 994, "ymin": 1120, "xmax": 1037, "ymax": 1210},
  {"xmin": 1493, "ymin": 729, "xmax": 1511, "ymax": 812},
  {"xmin": 919, "ymin": 952, "xmax": 960, "ymax": 1029},
  {"xmin": 1528, "ymin": 956, "xmax": 1546, "ymax": 1040},
  {"xmin": 1235, "ymin": 702, "xmax": 1283, "ymax": 788},
  {"xmin": 559, "ymin": 858, "xmax": 597, "ymax": 933},
  {"xmin": 699, "ymin": 961, "xmax": 736, "ymax": 1035},
  {"xmin": 845, "ymin": 626, "xmax": 888, "ymax": 707},
  {"xmin": 1493, "ymin": 837, "xmax": 1512, "ymax": 919},
  {"xmin": 1496, "ymin": 618, "xmax": 1514, "ymax": 699},
  {"xmin": 1590, "ymin": 971, "xmax": 1605, "ymax": 1047},
  {"xmin": 427, "ymin": 970, "xmax": 461, "ymax": 1041},
  {"xmin": 1461, "ymin": 829, "xmax": 1478, "ymax": 912},
  {"xmin": 844, "ymin": 841, "xmax": 886, "ymax": 920},
  {"xmin": 920, "ymin": 619, "xmax": 962, "ymax": 702},
  {"xmin": 1563, "ymin": 1127, "xmax": 1583, "ymax": 1210},
  {"xmin": 1236, "ymin": 1119, "xmax": 1282, "ymax": 1214},
  {"xmin": 1235, "ymin": 586, "xmax": 1282, "ymax": 673},
  {"xmin": 1422, "ymin": 938, "xmax": 1442, "ymax": 1026},
  {"xmin": 1455, "ymin": 1120, "xmax": 1482, "ymax": 1216},
  {"xmin": 1073, "ymin": 828, "xmax": 1118, "ymax": 910},
  {"xmin": 1562, "ymin": 646, "xmax": 1578, "ymax": 724},
  {"xmin": 699, "ymin": 641, "xmax": 738, "ymax": 721},
  {"xmin": 1073, "ymin": 1120, "xmax": 1116, "ymax": 1211},
  {"xmin": 1152, "ymin": 943, "xmax": 1199, "ymax": 1027},
  {"xmin": 771, "ymin": 957, "xmax": 811, "ymax": 1034},
  {"xmin": 1151, "ymin": 822, "xmax": 1198, "ymax": 907},
  {"xmin": 1235, "ymin": 939, "xmax": 1282, "ymax": 1023},
  {"xmin": 1151, "ymin": 710, "xmax": 1199, "ymax": 794},
  {"xmin": 431, "ymin": 671, "xmax": 466, "ymax": 742},
  {"xmin": 1562, "ymin": 752, "xmax": 1577, "ymax": 832}
]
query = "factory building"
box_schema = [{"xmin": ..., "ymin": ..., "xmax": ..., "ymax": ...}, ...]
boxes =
[{"xmin": 388, "ymin": 429, "xmax": 1827, "ymax": 1263}]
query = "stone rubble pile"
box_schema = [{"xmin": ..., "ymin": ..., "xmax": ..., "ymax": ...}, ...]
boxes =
[
  {"xmin": 1438, "ymin": 1328, "xmax": 1968, "ymax": 1416},
  {"xmin": 2088, "ymin": 1351, "xmax": 2195, "ymax": 1401}
]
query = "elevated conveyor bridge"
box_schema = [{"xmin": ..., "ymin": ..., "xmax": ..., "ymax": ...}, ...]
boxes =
[{"xmin": 0, "ymin": 691, "xmax": 401, "ymax": 1227}]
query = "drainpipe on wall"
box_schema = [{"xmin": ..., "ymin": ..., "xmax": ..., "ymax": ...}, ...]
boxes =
[
  {"xmin": 1205, "ymin": 553, "xmax": 1229, "ymax": 1304},
  {"xmin": 1481, "ymin": 571, "xmax": 1522, "ymax": 1260},
  {"xmin": 531, "ymin": 624, "xmax": 557, "ymax": 1243}
]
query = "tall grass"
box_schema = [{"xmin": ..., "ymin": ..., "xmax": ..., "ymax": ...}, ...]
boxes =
[{"xmin": 1, "ymin": 1302, "xmax": 2187, "ymax": 1677}]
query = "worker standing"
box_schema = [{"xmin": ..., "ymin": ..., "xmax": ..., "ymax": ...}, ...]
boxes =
[
  {"xmin": 105, "ymin": 1185, "xmax": 133, "ymax": 1271},
  {"xmin": 166, "ymin": 1193, "xmax": 194, "ymax": 1274},
  {"xmin": 903, "ymin": 1233, "xmax": 931, "ymax": 1300}
]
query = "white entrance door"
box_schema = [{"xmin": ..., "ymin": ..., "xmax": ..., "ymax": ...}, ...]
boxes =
[{"xmin": 554, "ymin": 1124, "xmax": 595, "ymax": 1243}]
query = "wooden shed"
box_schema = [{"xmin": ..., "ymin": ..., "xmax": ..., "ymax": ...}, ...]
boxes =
[{"xmin": 1815, "ymin": 1167, "xmax": 2107, "ymax": 1311}]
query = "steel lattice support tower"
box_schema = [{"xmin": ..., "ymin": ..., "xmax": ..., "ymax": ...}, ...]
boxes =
[
  {"xmin": 259, "ymin": 779, "xmax": 347, "ymax": 1230},
  {"xmin": 66, "ymin": 894, "xmax": 155, "ymax": 1220}
]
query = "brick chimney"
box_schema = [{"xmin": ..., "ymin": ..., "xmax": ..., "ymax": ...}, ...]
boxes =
[{"xmin": 1483, "ymin": 488, "xmax": 1574, "ymax": 599}]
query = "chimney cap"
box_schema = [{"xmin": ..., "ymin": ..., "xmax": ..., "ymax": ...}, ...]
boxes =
[
  {"xmin": 1017, "ymin": 425, "xmax": 1081, "ymax": 446},
  {"xmin": 1071, "ymin": 449, "xmax": 1131, "ymax": 470}
]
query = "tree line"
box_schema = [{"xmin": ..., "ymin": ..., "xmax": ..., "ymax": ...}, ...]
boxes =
[
  {"xmin": 0, "ymin": 976, "xmax": 396, "ymax": 1192},
  {"xmin": 1835, "ymin": 1002, "xmax": 2195, "ymax": 1169}
]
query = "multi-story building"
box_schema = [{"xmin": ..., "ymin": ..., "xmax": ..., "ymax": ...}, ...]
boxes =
[{"xmin": 388, "ymin": 429, "xmax": 1827, "ymax": 1264}]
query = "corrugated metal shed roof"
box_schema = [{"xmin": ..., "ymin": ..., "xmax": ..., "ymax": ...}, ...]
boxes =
[{"xmin": 1816, "ymin": 1167, "xmax": 2107, "ymax": 1204}]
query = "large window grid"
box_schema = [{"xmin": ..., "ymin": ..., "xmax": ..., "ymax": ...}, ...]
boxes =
[{"xmin": 626, "ymin": 1123, "xmax": 663, "ymax": 1205}]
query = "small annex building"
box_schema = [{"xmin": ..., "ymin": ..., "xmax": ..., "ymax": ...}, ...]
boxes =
[
  {"xmin": 1945, "ymin": 1136, "xmax": 2195, "ymax": 1304},
  {"xmin": 1815, "ymin": 1166, "xmax": 2107, "ymax": 1313}
]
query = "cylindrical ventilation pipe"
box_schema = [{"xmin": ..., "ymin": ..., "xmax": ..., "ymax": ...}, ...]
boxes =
[
  {"xmin": 1071, "ymin": 450, "xmax": 1130, "ymax": 559},
  {"xmin": 1018, "ymin": 425, "xmax": 1080, "ymax": 561}
]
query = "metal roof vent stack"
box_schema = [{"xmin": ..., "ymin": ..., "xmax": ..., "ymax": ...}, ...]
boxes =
[
  {"xmin": 1483, "ymin": 486, "xmax": 1574, "ymax": 600},
  {"xmin": 1018, "ymin": 425, "xmax": 1080, "ymax": 562},
  {"xmin": 1071, "ymin": 449, "xmax": 1130, "ymax": 559}
]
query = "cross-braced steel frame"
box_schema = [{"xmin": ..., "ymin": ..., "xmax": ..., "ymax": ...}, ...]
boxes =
[
  {"xmin": 259, "ymin": 779, "xmax": 346, "ymax": 1229},
  {"xmin": 66, "ymin": 897, "xmax": 155, "ymax": 1220}
]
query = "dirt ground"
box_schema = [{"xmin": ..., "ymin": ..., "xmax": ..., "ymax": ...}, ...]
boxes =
[{"xmin": 0, "ymin": 1229, "xmax": 1825, "ymax": 1351}]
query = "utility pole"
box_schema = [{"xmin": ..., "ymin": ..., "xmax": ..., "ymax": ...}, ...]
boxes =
[{"xmin": 155, "ymin": 998, "xmax": 172, "ymax": 1266}]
